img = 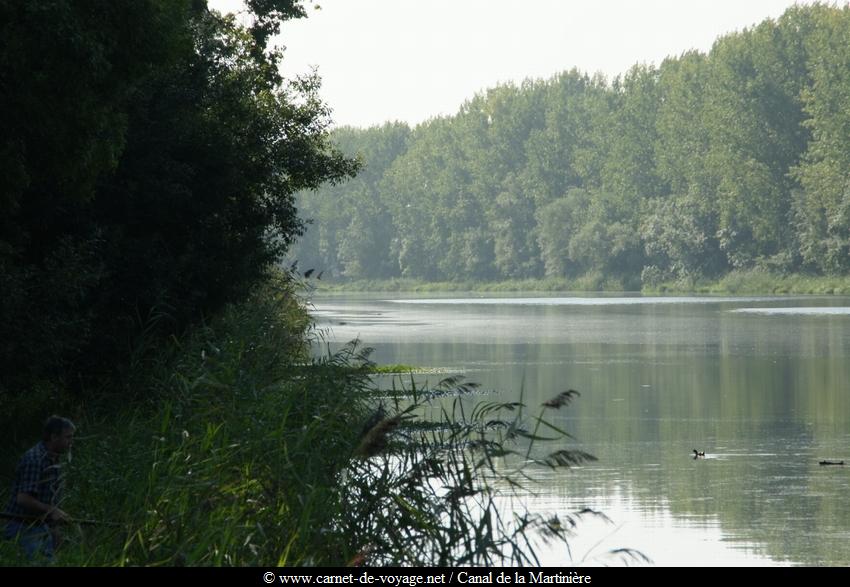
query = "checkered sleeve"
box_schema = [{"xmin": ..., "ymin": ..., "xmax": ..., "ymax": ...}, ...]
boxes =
[{"xmin": 15, "ymin": 453, "xmax": 43, "ymax": 496}]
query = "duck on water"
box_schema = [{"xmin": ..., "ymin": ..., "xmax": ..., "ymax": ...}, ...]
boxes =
[{"xmin": 692, "ymin": 449, "xmax": 844, "ymax": 465}]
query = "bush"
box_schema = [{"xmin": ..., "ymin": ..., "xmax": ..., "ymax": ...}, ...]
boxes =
[{"xmin": 0, "ymin": 281, "xmax": 643, "ymax": 566}]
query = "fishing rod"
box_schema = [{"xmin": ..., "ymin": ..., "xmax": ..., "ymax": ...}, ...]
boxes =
[{"xmin": 0, "ymin": 512, "xmax": 122, "ymax": 527}]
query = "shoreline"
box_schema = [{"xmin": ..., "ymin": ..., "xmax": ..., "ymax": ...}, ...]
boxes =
[{"xmin": 311, "ymin": 270, "xmax": 850, "ymax": 296}]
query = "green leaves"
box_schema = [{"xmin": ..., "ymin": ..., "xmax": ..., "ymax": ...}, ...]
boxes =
[
  {"xmin": 0, "ymin": 1, "xmax": 357, "ymax": 395},
  {"xmin": 290, "ymin": 4, "xmax": 850, "ymax": 289},
  {"xmin": 792, "ymin": 5, "xmax": 850, "ymax": 273}
]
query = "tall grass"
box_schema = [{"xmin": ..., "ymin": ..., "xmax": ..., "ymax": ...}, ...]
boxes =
[
  {"xmin": 646, "ymin": 269, "xmax": 850, "ymax": 295},
  {"xmin": 337, "ymin": 379, "xmax": 611, "ymax": 566},
  {"xmin": 316, "ymin": 270, "xmax": 850, "ymax": 295},
  {"xmin": 1, "ymin": 272, "xmax": 641, "ymax": 566},
  {"xmin": 313, "ymin": 277, "xmax": 608, "ymax": 293}
]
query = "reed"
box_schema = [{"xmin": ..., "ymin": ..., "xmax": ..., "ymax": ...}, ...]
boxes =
[
  {"xmin": 644, "ymin": 269, "xmax": 850, "ymax": 295},
  {"xmin": 0, "ymin": 274, "xmax": 640, "ymax": 566},
  {"xmin": 316, "ymin": 270, "xmax": 850, "ymax": 296}
]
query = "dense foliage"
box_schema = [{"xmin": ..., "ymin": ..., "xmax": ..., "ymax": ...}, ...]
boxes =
[
  {"xmin": 1, "ymin": 4, "xmax": 605, "ymax": 566},
  {"xmin": 292, "ymin": 3, "xmax": 850, "ymax": 287},
  {"xmin": 0, "ymin": 280, "xmax": 612, "ymax": 566},
  {"xmin": 0, "ymin": 1, "xmax": 357, "ymax": 395}
]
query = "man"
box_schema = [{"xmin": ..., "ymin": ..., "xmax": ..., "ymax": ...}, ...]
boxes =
[{"xmin": 3, "ymin": 415, "xmax": 75, "ymax": 560}]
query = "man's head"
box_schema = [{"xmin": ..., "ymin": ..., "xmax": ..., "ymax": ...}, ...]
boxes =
[{"xmin": 43, "ymin": 415, "xmax": 75, "ymax": 454}]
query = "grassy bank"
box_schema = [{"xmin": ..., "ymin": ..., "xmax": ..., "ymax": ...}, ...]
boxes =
[
  {"xmin": 315, "ymin": 270, "xmax": 850, "ymax": 295},
  {"xmin": 647, "ymin": 270, "xmax": 850, "ymax": 295},
  {"xmin": 0, "ymin": 276, "xmax": 603, "ymax": 566},
  {"xmin": 315, "ymin": 273, "xmax": 635, "ymax": 293},
  {"xmin": 3, "ymin": 276, "xmax": 365, "ymax": 565}
]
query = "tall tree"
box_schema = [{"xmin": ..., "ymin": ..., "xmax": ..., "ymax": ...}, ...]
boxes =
[
  {"xmin": 285, "ymin": 3, "xmax": 850, "ymax": 287},
  {"xmin": 703, "ymin": 13, "xmax": 811, "ymax": 268},
  {"xmin": 0, "ymin": 1, "xmax": 357, "ymax": 394},
  {"xmin": 793, "ymin": 4, "xmax": 850, "ymax": 273}
]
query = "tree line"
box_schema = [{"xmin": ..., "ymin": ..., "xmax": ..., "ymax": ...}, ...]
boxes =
[
  {"xmin": 292, "ymin": 3, "xmax": 850, "ymax": 287},
  {"xmin": 0, "ymin": 0, "xmax": 356, "ymax": 395}
]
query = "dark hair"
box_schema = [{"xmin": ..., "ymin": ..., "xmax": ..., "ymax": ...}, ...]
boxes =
[{"xmin": 43, "ymin": 415, "xmax": 76, "ymax": 441}]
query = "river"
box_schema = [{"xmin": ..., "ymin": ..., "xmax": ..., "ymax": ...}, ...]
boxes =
[{"xmin": 310, "ymin": 293, "xmax": 850, "ymax": 566}]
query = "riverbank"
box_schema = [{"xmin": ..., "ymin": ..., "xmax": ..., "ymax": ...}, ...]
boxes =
[
  {"xmin": 0, "ymin": 276, "xmax": 580, "ymax": 566},
  {"xmin": 314, "ymin": 274, "xmax": 632, "ymax": 293},
  {"xmin": 314, "ymin": 270, "xmax": 850, "ymax": 295},
  {"xmin": 649, "ymin": 270, "xmax": 850, "ymax": 295},
  {"xmin": 3, "ymin": 277, "xmax": 371, "ymax": 566}
]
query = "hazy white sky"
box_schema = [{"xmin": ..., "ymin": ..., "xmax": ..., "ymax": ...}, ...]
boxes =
[{"xmin": 209, "ymin": 0, "xmax": 818, "ymax": 128}]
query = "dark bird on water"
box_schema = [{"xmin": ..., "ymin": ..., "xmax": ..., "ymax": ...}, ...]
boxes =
[{"xmin": 693, "ymin": 449, "xmax": 705, "ymax": 458}]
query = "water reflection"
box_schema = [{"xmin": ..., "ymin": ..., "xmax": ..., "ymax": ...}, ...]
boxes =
[
  {"xmin": 518, "ymin": 476, "xmax": 781, "ymax": 567},
  {"xmin": 312, "ymin": 294, "xmax": 850, "ymax": 566}
]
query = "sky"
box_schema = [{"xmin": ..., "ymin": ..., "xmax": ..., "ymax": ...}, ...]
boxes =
[{"xmin": 208, "ymin": 0, "xmax": 820, "ymax": 129}]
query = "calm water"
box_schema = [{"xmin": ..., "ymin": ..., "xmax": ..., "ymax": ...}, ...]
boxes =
[{"xmin": 311, "ymin": 293, "xmax": 850, "ymax": 566}]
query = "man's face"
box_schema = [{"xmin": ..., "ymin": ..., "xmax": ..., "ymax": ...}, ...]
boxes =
[{"xmin": 49, "ymin": 428, "xmax": 75, "ymax": 454}]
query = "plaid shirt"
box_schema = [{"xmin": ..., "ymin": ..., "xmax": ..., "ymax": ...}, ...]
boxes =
[{"xmin": 4, "ymin": 442, "xmax": 65, "ymax": 517}]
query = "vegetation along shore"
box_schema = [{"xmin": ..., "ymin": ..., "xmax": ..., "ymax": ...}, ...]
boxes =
[
  {"xmin": 313, "ymin": 270, "xmax": 850, "ymax": 296},
  {"xmin": 294, "ymin": 4, "xmax": 850, "ymax": 293},
  {"xmin": 0, "ymin": 1, "xmax": 605, "ymax": 566},
  {"xmin": 4, "ymin": 0, "xmax": 850, "ymax": 567}
]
